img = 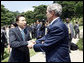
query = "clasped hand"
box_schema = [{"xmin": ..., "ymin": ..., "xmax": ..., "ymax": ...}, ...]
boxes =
[{"xmin": 27, "ymin": 40, "xmax": 36, "ymax": 49}]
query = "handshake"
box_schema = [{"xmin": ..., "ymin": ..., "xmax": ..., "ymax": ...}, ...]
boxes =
[{"xmin": 27, "ymin": 40, "xmax": 36, "ymax": 49}]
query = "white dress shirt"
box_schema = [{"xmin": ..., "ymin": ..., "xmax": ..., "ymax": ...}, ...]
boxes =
[{"xmin": 49, "ymin": 17, "xmax": 59, "ymax": 26}]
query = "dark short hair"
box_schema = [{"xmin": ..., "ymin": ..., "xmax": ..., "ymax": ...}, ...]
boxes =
[
  {"xmin": 12, "ymin": 22, "xmax": 18, "ymax": 27},
  {"xmin": 76, "ymin": 22, "xmax": 78, "ymax": 24},
  {"xmin": 16, "ymin": 15, "xmax": 25, "ymax": 22}
]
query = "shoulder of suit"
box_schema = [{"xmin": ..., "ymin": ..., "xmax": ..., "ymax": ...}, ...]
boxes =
[{"xmin": 9, "ymin": 27, "xmax": 18, "ymax": 31}]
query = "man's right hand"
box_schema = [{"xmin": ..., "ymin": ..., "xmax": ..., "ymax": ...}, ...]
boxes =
[{"xmin": 27, "ymin": 40, "xmax": 36, "ymax": 44}]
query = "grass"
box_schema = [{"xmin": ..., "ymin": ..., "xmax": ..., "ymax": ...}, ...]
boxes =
[
  {"xmin": 29, "ymin": 49, "xmax": 37, "ymax": 57},
  {"xmin": 1, "ymin": 57, "xmax": 9, "ymax": 62},
  {"xmin": 1, "ymin": 48, "xmax": 9, "ymax": 62},
  {"xmin": 79, "ymin": 26, "xmax": 83, "ymax": 30},
  {"xmin": 29, "ymin": 39, "xmax": 37, "ymax": 57},
  {"xmin": 76, "ymin": 26, "xmax": 83, "ymax": 50},
  {"xmin": 1, "ymin": 39, "xmax": 37, "ymax": 62},
  {"xmin": 77, "ymin": 38, "xmax": 83, "ymax": 51},
  {"xmin": 1, "ymin": 47, "xmax": 37, "ymax": 62}
]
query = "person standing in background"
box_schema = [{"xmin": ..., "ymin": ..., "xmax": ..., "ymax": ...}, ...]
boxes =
[
  {"xmin": 36, "ymin": 20, "xmax": 42, "ymax": 39},
  {"xmin": 74, "ymin": 21, "xmax": 80, "ymax": 39},
  {"xmin": 1, "ymin": 26, "xmax": 7, "ymax": 60},
  {"xmin": 65, "ymin": 18, "xmax": 74, "ymax": 53}
]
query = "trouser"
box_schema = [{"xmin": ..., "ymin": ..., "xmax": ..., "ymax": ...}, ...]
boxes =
[
  {"xmin": 75, "ymin": 30, "xmax": 80, "ymax": 38},
  {"xmin": 69, "ymin": 34, "xmax": 72, "ymax": 52},
  {"xmin": 1, "ymin": 43, "xmax": 5, "ymax": 60}
]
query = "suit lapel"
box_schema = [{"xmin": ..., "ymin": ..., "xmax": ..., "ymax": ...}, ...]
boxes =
[
  {"xmin": 52, "ymin": 17, "xmax": 60, "ymax": 25},
  {"xmin": 48, "ymin": 18, "xmax": 61, "ymax": 32},
  {"xmin": 16, "ymin": 27, "xmax": 23, "ymax": 41},
  {"xmin": 24, "ymin": 28, "xmax": 29, "ymax": 41},
  {"xmin": 15, "ymin": 27, "xmax": 29, "ymax": 41}
]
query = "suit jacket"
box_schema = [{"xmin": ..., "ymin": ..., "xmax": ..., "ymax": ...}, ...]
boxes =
[
  {"xmin": 33, "ymin": 18, "xmax": 71, "ymax": 62},
  {"xmin": 8, "ymin": 27, "xmax": 31, "ymax": 62},
  {"xmin": 65, "ymin": 23, "xmax": 74, "ymax": 38},
  {"xmin": 1, "ymin": 29, "xmax": 7, "ymax": 44},
  {"xmin": 36, "ymin": 24, "xmax": 42, "ymax": 39},
  {"xmin": 74, "ymin": 24, "xmax": 79, "ymax": 32}
]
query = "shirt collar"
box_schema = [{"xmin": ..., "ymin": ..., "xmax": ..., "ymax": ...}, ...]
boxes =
[
  {"xmin": 49, "ymin": 17, "xmax": 59, "ymax": 26},
  {"xmin": 18, "ymin": 26, "xmax": 24, "ymax": 32}
]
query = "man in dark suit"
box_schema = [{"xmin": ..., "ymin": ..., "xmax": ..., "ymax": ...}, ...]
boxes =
[
  {"xmin": 1, "ymin": 27, "xmax": 7, "ymax": 60},
  {"xmin": 28, "ymin": 3, "xmax": 71, "ymax": 62},
  {"xmin": 74, "ymin": 21, "xmax": 80, "ymax": 38},
  {"xmin": 65, "ymin": 18, "xmax": 74, "ymax": 53},
  {"xmin": 8, "ymin": 15, "xmax": 31, "ymax": 62},
  {"xmin": 36, "ymin": 20, "xmax": 42, "ymax": 39}
]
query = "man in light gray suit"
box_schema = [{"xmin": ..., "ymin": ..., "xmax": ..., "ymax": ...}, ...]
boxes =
[{"xmin": 65, "ymin": 18, "xmax": 74, "ymax": 53}]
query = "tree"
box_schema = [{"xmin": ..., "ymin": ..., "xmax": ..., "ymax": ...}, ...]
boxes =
[
  {"xmin": 53, "ymin": 1, "xmax": 83, "ymax": 19},
  {"xmin": 74, "ymin": 1, "xmax": 83, "ymax": 18},
  {"xmin": 1, "ymin": 4, "xmax": 9, "ymax": 26},
  {"xmin": 1, "ymin": 4, "xmax": 21, "ymax": 26},
  {"xmin": 33, "ymin": 5, "xmax": 47, "ymax": 21},
  {"xmin": 23, "ymin": 11, "xmax": 34, "ymax": 24},
  {"xmin": 22, "ymin": 5, "xmax": 47, "ymax": 24}
]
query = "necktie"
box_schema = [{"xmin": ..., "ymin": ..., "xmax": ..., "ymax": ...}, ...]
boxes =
[{"xmin": 21, "ymin": 30, "xmax": 25, "ymax": 41}]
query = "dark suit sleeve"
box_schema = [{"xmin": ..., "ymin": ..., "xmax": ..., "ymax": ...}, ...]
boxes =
[
  {"xmin": 34, "ymin": 26, "xmax": 65, "ymax": 52},
  {"xmin": 35, "ymin": 36, "xmax": 46, "ymax": 44},
  {"xmin": 9, "ymin": 29, "xmax": 28, "ymax": 50}
]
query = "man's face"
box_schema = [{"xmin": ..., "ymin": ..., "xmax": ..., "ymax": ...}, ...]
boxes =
[
  {"xmin": 36, "ymin": 20, "xmax": 39, "ymax": 24},
  {"xmin": 46, "ymin": 8, "xmax": 53, "ymax": 23},
  {"xmin": 17, "ymin": 17, "xmax": 27, "ymax": 29},
  {"xmin": 66, "ymin": 18, "xmax": 70, "ymax": 23}
]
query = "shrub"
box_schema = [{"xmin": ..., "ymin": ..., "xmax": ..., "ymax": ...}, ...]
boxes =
[{"xmin": 77, "ymin": 38, "xmax": 83, "ymax": 50}]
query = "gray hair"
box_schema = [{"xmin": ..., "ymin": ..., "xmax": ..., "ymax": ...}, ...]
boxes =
[{"xmin": 47, "ymin": 3, "xmax": 62, "ymax": 16}]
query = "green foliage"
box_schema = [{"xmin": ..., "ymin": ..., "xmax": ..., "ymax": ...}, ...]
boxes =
[
  {"xmin": 77, "ymin": 38, "xmax": 83, "ymax": 50},
  {"xmin": 1, "ymin": 48, "xmax": 36, "ymax": 62},
  {"xmin": 71, "ymin": 17, "xmax": 83, "ymax": 26},
  {"xmin": 22, "ymin": 5, "xmax": 47, "ymax": 24},
  {"xmin": 79, "ymin": 26, "xmax": 83, "ymax": 30},
  {"xmin": 1, "ymin": 57, "xmax": 9, "ymax": 62},
  {"xmin": 1, "ymin": 1, "xmax": 83, "ymax": 25},
  {"xmin": 23, "ymin": 11, "xmax": 34, "ymax": 24},
  {"xmin": 74, "ymin": 1, "xmax": 83, "ymax": 18},
  {"xmin": 1, "ymin": 48, "xmax": 9, "ymax": 62},
  {"xmin": 1, "ymin": 4, "xmax": 20, "ymax": 26},
  {"xmin": 78, "ymin": 17, "xmax": 83, "ymax": 26},
  {"xmin": 33, "ymin": 5, "xmax": 47, "ymax": 21},
  {"xmin": 1, "ymin": 39, "xmax": 37, "ymax": 62},
  {"xmin": 54, "ymin": 1, "xmax": 83, "ymax": 19},
  {"xmin": 29, "ymin": 49, "xmax": 37, "ymax": 57}
]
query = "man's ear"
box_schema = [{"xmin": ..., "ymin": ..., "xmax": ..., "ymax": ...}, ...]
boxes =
[
  {"xmin": 16, "ymin": 21, "xmax": 19, "ymax": 25},
  {"xmin": 51, "ymin": 10, "xmax": 55, "ymax": 16}
]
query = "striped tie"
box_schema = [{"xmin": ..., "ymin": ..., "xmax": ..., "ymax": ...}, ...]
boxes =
[{"xmin": 21, "ymin": 30, "xmax": 25, "ymax": 41}]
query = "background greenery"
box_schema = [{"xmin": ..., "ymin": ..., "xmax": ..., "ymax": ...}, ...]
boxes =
[
  {"xmin": 77, "ymin": 38, "xmax": 83, "ymax": 50},
  {"xmin": 1, "ymin": 39, "xmax": 37, "ymax": 62},
  {"xmin": 1, "ymin": 1, "xmax": 83, "ymax": 26},
  {"xmin": 1, "ymin": 48, "xmax": 37, "ymax": 62},
  {"xmin": 76, "ymin": 25, "xmax": 83, "ymax": 51}
]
